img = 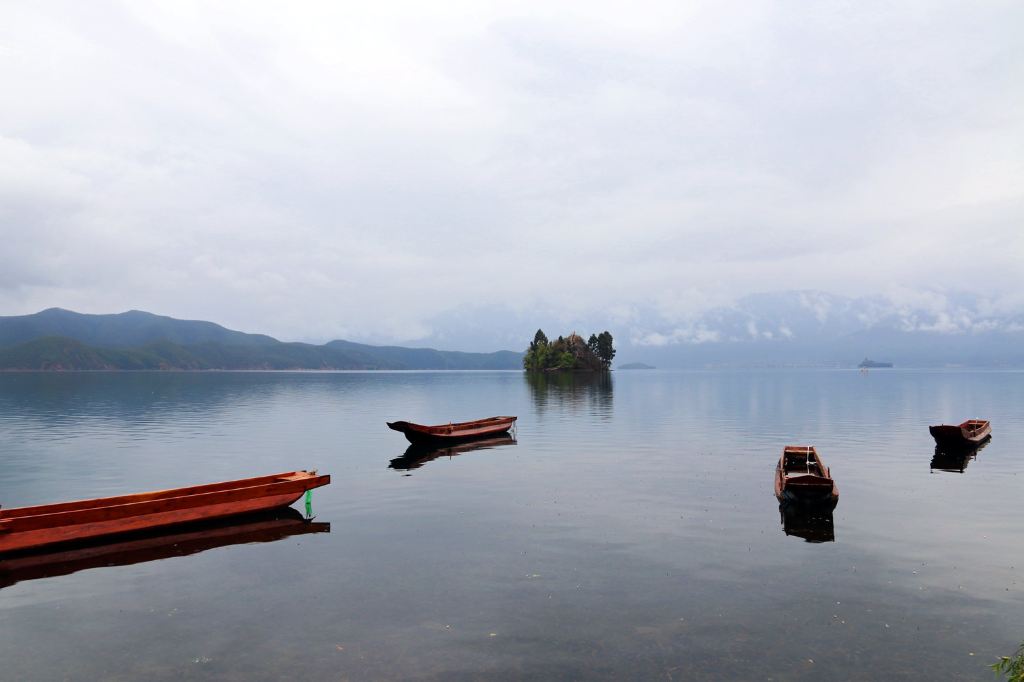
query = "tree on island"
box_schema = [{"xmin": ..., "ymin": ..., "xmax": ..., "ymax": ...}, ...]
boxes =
[
  {"xmin": 524, "ymin": 329, "xmax": 614, "ymax": 371},
  {"xmin": 596, "ymin": 331, "xmax": 615, "ymax": 366}
]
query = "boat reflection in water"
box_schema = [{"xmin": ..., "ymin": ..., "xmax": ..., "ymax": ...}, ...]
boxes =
[
  {"xmin": 930, "ymin": 439, "xmax": 989, "ymax": 473},
  {"xmin": 0, "ymin": 507, "xmax": 329, "ymax": 589},
  {"xmin": 389, "ymin": 435, "xmax": 517, "ymax": 472},
  {"xmin": 778, "ymin": 501, "xmax": 836, "ymax": 543}
]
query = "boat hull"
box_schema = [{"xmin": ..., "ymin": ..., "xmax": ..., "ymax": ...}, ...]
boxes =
[
  {"xmin": 0, "ymin": 471, "xmax": 330, "ymax": 554},
  {"xmin": 387, "ymin": 416, "xmax": 517, "ymax": 445},
  {"xmin": 775, "ymin": 476, "xmax": 839, "ymax": 504},
  {"xmin": 929, "ymin": 420, "xmax": 991, "ymax": 450}
]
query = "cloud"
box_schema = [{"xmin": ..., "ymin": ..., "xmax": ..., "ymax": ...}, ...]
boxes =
[
  {"xmin": 632, "ymin": 324, "xmax": 721, "ymax": 347},
  {"xmin": 1, "ymin": 1, "xmax": 1022, "ymax": 345}
]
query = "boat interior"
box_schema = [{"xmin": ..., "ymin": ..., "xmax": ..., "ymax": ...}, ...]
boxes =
[
  {"xmin": 0, "ymin": 471, "xmax": 319, "ymax": 519},
  {"xmin": 782, "ymin": 448, "xmax": 825, "ymax": 477},
  {"xmin": 961, "ymin": 420, "xmax": 989, "ymax": 435}
]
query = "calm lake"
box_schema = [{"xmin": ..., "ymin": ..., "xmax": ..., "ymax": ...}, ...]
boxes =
[{"xmin": 1, "ymin": 370, "xmax": 1022, "ymax": 680}]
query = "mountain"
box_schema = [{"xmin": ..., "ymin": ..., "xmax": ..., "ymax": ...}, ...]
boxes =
[
  {"xmin": 623, "ymin": 291, "xmax": 1024, "ymax": 368},
  {"xmin": 404, "ymin": 291, "xmax": 1024, "ymax": 368},
  {"xmin": 5, "ymin": 290, "xmax": 1021, "ymax": 370},
  {"xmin": 0, "ymin": 309, "xmax": 522, "ymax": 371},
  {"xmin": 0, "ymin": 308, "xmax": 277, "ymax": 348}
]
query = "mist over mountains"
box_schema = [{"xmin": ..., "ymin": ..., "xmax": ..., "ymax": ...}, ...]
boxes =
[
  {"xmin": 405, "ymin": 290, "xmax": 1024, "ymax": 368},
  {"xmin": 1, "ymin": 290, "xmax": 1022, "ymax": 370}
]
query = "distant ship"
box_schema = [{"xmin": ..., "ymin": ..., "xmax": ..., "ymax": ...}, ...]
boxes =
[{"xmin": 858, "ymin": 358, "xmax": 893, "ymax": 368}]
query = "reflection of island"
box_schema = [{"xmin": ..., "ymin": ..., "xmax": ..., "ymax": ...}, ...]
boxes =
[
  {"xmin": 0, "ymin": 508, "xmax": 329, "ymax": 589},
  {"xmin": 389, "ymin": 436, "xmax": 517, "ymax": 471},
  {"xmin": 778, "ymin": 502, "xmax": 836, "ymax": 543},
  {"xmin": 525, "ymin": 371, "xmax": 613, "ymax": 417},
  {"xmin": 931, "ymin": 440, "xmax": 988, "ymax": 473}
]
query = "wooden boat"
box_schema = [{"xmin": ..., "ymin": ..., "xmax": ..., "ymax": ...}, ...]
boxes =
[
  {"xmin": 389, "ymin": 435, "xmax": 516, "ymax": 471},
  {"xmin": 0, "ymin": 508, "xmax": 329, "ymax": 589},
  {"xmin": 386, "ymin": 416, "xmax": 517, "ymax": 445},
  {"xmin": 0, "ymin": 470, "xmax": 330, "ymax": 554},
  {"xmin": 774, "ymin": 446, "xmax": 838, "ymax": 504},
  {"xmin": 929, "ymin": 419, "xmax": 991, "ymax": 450}
]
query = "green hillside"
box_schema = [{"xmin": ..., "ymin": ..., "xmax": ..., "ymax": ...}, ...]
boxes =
[
  {"xmin": 0, "ymin": 309, "xmax": 523, "ymax": 371},
  {"xmin": 0, "ymin": 308, "xmax": 277, "ymax": 348}
]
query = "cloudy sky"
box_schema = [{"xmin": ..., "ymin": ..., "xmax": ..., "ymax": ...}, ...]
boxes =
[{"xmin": 1, "ymin": 1, "xmax": 1022, "ymax": 348}]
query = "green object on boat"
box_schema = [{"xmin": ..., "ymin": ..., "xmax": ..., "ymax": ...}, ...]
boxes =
[{"xmin": 305, "ymin": 489, "xmax": 313, "ymax": 518}]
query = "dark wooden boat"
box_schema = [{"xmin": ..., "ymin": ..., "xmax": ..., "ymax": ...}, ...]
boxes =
[
  {"xmin": 0, "ymin": 470, "xmax": 330, "ymax": 554},
  {"xmin": 386, "ymin": 416, "xmax": 517, "ymax": 445},
  {"xmin": 389, "ymin": 435, "xmax": 517, "ymax": 471},
  {"xmin": 929, "ymin": 419, "xmax": 991, "ymax": 450},
  {"xmin": 774, "ymin": 446, "xmax": 838, "ymax": 504},
  {"xmin": 0, "ymin": 508, "xmax": 329, "ymax": 589}
]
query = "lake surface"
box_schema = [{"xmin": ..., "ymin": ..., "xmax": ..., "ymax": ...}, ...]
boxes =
[{"xmin": 1, "ymin": 370, "xmax": 1022, "ymax": 680}]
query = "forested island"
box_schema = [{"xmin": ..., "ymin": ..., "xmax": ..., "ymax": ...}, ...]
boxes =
[{"xmin": 523, "ymin": 330, "xmax": 614, "ymax": 371}]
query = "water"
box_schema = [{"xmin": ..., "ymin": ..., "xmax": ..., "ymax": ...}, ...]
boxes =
[{"xmin": 0, "ymin": 370, "xmax": 1022, "ymax": 680}]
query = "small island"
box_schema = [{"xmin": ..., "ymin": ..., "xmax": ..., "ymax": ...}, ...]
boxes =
[
  {"xmin": 523, "ymin": 329, "xmax": 614, "ymax": 371},
  {"xmin": 858, "ymin": 358, "xmax": 894, "ymax": 368},
  {"xmin": 619, "ymin": 362, "xmax": 655, "ymax": 370}
]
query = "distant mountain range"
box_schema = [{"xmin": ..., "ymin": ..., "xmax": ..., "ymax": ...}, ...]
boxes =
[
  {"xmin": 4, "ymin": 290, "xmax": 1023, "ymax": 371},
  {"xmin": 0, "ymin": 309, "xmax": 523, "ymax": 371},
  {"xmin": 399, "ymin": 290, "xmax": 1024, "ymax": 368},
  {"xmin": 621, "ymin": 291, "xmax": 1024, "ymax": 368}
]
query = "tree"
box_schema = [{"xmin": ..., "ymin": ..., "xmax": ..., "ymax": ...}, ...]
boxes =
[
  {"xmin": 525, "ymin": 329, "xmax": 550, "ymax": 370},
  {"xmin": 596, "ymin": 331, "xmax": 615, "ymax": 368},
  {"xmin": 524, "ymin": 329, "xmax": 611, "ymax": 372}
]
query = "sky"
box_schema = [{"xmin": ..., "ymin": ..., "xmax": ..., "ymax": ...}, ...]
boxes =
[{"xmin": 1, "ymin": 1, "xmax": 1022, "ymax": 349}]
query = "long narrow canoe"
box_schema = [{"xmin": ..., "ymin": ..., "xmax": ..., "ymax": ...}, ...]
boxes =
[
  {"xmin": 1, "ymin": 508, "xmax": 329, "ymax": 588},
  {"xmin": 929, "ymin": 419, "xmax": 991, "ymax": 450},
  {"xmin": 774, "ymin": 446, "xmax": 838, "ymax": 504},
  {"xmin": 0, "ymin": 470, "xmax": 330, "ymax": 554},
  {"xmin": 386, "ymin": 416, "xmax": 517, "ymax": 445}
]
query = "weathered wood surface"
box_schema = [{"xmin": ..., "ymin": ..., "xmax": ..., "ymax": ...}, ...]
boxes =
[
  {"xmin": 774, "ymin": 446, "xmax": 839, "ymax": 504},
  {"xmin": 387, "ymin": 416, "xmax": 517, "ymax": 444},
  {"xmin": 0, "ymin": 471, "xmax": 330, "ymax": 553},
  {"xmin": 929, "ymin": 419, "xmax": 991, "ymax": 450}
]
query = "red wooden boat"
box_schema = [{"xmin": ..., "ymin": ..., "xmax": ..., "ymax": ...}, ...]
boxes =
[
  {"xmin": 774, "ymin": 446, "xmax": 838, "ymax": 504},
  {"xmin": 929, "ymin": 419, "xmax": 991, "ymax": 450},
  {"xmin": 386, "ymin": 416, "xmax": 517, "ymax": 445},
  {"xmin": 0, "ymin": 470, "xmax": 330, "ymax": 554}
]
